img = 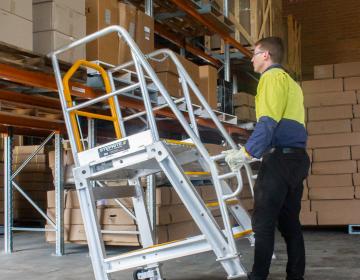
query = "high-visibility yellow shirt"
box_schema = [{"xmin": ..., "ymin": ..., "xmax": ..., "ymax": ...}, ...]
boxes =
[{"xmin": 244, "ymin": 65, "xmax": 307, "ymax": 158}]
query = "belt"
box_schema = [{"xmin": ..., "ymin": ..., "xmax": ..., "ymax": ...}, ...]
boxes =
[{"xmin": 270, "ymin": 147, "xmax": 305, "ymax": 154}]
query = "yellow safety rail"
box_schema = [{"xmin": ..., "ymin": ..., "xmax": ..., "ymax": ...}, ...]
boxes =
[{"xmin": 62, "ymin": 60, "xmax": 122, "ymax": 151}]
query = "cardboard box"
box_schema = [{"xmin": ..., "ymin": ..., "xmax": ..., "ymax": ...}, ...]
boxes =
[
  {"xmin": 48, "ymin": 149, "xmax": 74, "ymax": 168},
  {"xmin": 313, "ymin": 64, "xmax": 334, "ymax": 80},
  {"xmin": 309, "ymin": 187, "xmax": 354, "ymax": 200},
  {"xmin": 301, "ymin": 79, "xmax": 343, "ymax": 94},
  {"xmin": 300, "ymin": 211, "xmax": 317, "ymax": 225},
  {"xmin": 157, "ymin": 72, "xmax": 181, "ymax": 97},
  {"xmin": 311, "ymin": 160, "xmax": 356, "ymax": 175},
  {"xmin": 13, "ymin": 145, "xmax": 47, "ymax": 155},
  {"xmin": 34, "ymin": 30, "xmax": 86, "ymax": 63},
  {"xmin": 335, "ymin": 62, "xmax": 360, "ymax": 78},
  {"xmin": 198, "ymin": 65, "xmax": 218, "ymax": 109},
  {"xmin": 312, "ymin": 147, "xmax": 350, "ymax": 162},
  {"xmin": 301, "ymin": 200, "xmax": 311, "ymax": 212},
  {"xmin": 303, "ymin": 91, "xmax": 356, "ymax": 108},
  {"xmin": 13, "ymin": 153, "xmax": 47, "ymax": 164},
  {"xmin": 355, "ymin": 186, "xmax": 360, "ymax": 199},
  {"xmin": 306, "ymin": 119, "xmax": 351, "ymax": 135},
  {"xmin": 86, "ymin": 0, "xmax": 119, "ymax": 65},
  {"xmin": 102, "ymin": 207, "xmax": 136, "ymax": 225},
  {"xmin": 0, "ymin": 0, "xmax": 32, "ymax": 21},
  {"xmin": 167, "ymin": 220, "xmax": 200, "ymax": 241},
  {"xmin": 235, "ymin": 106, "xmax": 256, "ymax": 121},
  {"xmin": 307, "ymin": 132, "xmax": 360, "ymax": 149},
  {"xmin": 302, "ymin": 185, "xmax": 309, "ymax": 200},
  {"xmin": 33, "ymin": 2, "xmax": 86, "ymax": 38},
  {"xmin": 154, "ymin": 53, "xmax": 200, "ymax": 85},
  {"xmin": 33, "ymin": 0, "xmax": 85, "ymax": 15},
  {"xmin": 117, "ymin": 2, "xmax": 137, "ymax": 64},
  {"xmin": 351, "ymin": 146, "xmax": 360, "ymax": 160},
  {"xmin": 135, "ymin": 9, "xmax": 154, "ymax": 56},
  {"xmin": 344, "ymin": 77, "xmax": 360, "ymax": 91},
  {"xmin": 233, "ymin": 92, "xmax": 255, "ymax": 107},
  {"xmin": 353, "ymin": 173, "xmax": 360, "ymax": 185},
  {"xmin": 354, "ymin": 104, "xmax": 360, "ymax": 118},
  {"xmin": 311, "ymin": 199, "xmax": 360, "ymax": 225},
  {"xmin": 157, "ymin": 205, "xmax": 192, "ymax": 225},
  {"xmin": 307, "ymin": 105, "xmax": 353, "ymax": 121},
  {"xmin": 307, "ymin": 174, "xmax": 353, "ymax": 188},
  {"xmin": 352, "ymin": 119, "xmax": 360, "ymax": 132},
  {"xmin": 47, "ymin": 208, "xmax": 100, "ymax": 225},
  {"xmin": 356, "ymin": 91, "xmax": 360, "ymax": 104},
  {"xmin": 0, "ymin": 9, "xmax": 32, "ymax": 51}
]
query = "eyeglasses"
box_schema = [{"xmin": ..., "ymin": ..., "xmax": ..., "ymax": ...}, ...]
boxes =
[{"xmin": 252, "ymin": 51, "xmax": 265, "ymax": 58}]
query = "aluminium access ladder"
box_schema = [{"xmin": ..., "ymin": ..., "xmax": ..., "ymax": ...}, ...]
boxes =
[{"xmin": 50, "ymin": 25, "xmax": 256, "ymax": 280}]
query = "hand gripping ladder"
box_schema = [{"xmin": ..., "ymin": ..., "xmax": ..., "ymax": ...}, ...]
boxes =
[{"xmin": 50, "ymin": 25, "xmax": 255, "ymax": 280}]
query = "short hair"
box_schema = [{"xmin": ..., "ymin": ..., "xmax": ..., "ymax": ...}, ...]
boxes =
[{"xmin": 255, "ymin": 37, "xmax": 284, "ymax": 64}]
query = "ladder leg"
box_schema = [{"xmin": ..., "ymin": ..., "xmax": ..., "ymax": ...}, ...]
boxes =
[
  {"xmin": 73, "ymin": 166, "xmax": 110, "ymax": 280},
  {"xmin": 131, "ymin": 178, "xmax": 164, "ymax": 280},
  {"xmin": 149, "ymin": 142, "xmax": 247, "ymax": 278}
]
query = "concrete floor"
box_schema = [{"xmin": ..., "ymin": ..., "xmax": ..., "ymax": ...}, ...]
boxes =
[{"xmin": 0, "ymin": 228, "xmax": 359, "ymax": 280}]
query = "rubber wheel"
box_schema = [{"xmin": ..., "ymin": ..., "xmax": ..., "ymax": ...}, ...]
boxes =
[{"xmin": 133, "ymin": 269, "xmax": 149, "ymax": 280}]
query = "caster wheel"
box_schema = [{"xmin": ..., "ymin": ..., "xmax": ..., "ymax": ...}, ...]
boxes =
[{"xmin": 133, "ymin": 269, "xmax": 149, "ymax": 280}]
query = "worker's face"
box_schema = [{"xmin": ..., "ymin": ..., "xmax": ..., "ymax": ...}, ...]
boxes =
[{"xmin": 251, "ymin": 45, "xmax": 270, "ymax": 74}]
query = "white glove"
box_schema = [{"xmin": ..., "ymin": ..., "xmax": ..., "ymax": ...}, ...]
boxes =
[{"xmin": 223, "ymin": 147, "xmax": 251, "ymax": 171}]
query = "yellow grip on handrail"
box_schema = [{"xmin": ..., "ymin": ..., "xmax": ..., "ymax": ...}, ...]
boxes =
[{"xmin": 62, "ymin": 60, "xmax": 122, "ymax": 152}]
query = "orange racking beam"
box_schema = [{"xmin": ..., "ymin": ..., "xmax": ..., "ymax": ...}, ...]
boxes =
[{"xmin": 168, "ymin": 0, "xmax": 252, "ymax": 58}]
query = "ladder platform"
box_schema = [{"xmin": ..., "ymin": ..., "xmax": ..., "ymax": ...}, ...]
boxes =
[
  {"xmin": 104, "ymin": 226, "xmax": 253, "ymax": 273},
  {"xmin": 76, "ymin": 130, "xmax": 202, "ymax": 181}
]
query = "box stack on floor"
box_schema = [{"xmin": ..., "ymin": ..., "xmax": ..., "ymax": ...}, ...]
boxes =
[
  {"xmin": 233, "ymin": 92, "xmax": 256, "ymax": 122},
  {"xmin": 301, "ymin": 61, "xmax": 360, "ymax": 225},
  {"xmin": 0, "ymin": 0, "xmax": 33, "ymax": 51},
  {"xmin": 12, "ymin": 145, "xmax": 53, "ymax": 223},
  {"xmin": 45, "ymin": 144, "xmax": 254, "ymax": 245},
  {"xmin": 33, "ymin": 0, "xmax": 86, "ymax": 63}
]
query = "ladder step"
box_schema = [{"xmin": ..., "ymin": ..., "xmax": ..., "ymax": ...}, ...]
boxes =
[
  {"xmin": 206, "ymin": 199, "xmax": 239, "ymax": 208},
  {"xmin": 92, "ymin": 186, "xmax": 136, "ymax": 200}
]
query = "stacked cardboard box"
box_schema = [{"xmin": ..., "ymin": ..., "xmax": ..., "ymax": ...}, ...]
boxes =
[
  {"xmin": 33, "ymin": 0, "xmax": 86, "ymax": 63},
  {"xmin": 12, "ymin": 145, "xmax": 53, "ymax": 222},
  {"xmin": 86, "ymin": 1, "xmax": 154, "ymax": 66},
  {"xmin": 302, "ymin": 61, "xmax": 360, "ymax": 225},
  {"xmin": 233, "ymin": 92, "xmax": 256, "ymax": 122},
  {"xmin": 48, "ymin": 148, "xmax": 75, "ymax": 186},
  {"xmin": 0, "ymin": 0, "xmax": 32, "ymax": 50},
  {"xmin": 45, "ymin": 178, "xmax": 253, "ymax": 246}
]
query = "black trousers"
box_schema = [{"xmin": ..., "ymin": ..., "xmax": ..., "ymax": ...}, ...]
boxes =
[{"xmin": 249, "ymin": 149, "xmax": 310, "ymax": 280}]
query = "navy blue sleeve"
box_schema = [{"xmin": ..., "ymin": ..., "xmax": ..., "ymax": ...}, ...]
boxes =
[{"xmin": 245, "ymin": 116, "xmax": 278, "ymax": 158}]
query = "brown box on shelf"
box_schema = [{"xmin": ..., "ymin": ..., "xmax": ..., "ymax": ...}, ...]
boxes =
[
  {"xmin": 352, "ymin": 119, "xmax": 360, "ymax": 132},
  {"xmin": 355, "ymin": 187, "xmax": 360, "ymax": 199},
  {"xmin": 354, "ymin": 104, "xmax": 360, "ymax": 118},
  {"xmin": 309, "ymin": 187, "xmax": 354, "ymax": 200},
  {"xmin": 307, "ymin": 174, "xmax": 353, "ymax": 188},
  {"xmin": 307, "ymin": 133, "xmax": 360, "ymax": 148},
  {"xmin": 156, "ymin": 72, "xmax": 181, "ymax": 98},
  {"xmin": 34, "ymin": 30, "xmax": 85, "ymax": 63},
  {"xmin": 33, "ymin": 0, "xmax": 85, "ymax": 15},
  {"xmin": 353, "ymin": 173, "xmax": 360, "ymax": 185},
  {"xmin": 198, "ymin": 65, "xmax": 218, "ymax": 109},
  {"xmin": 304, "ymin": 91, "xmax": 356, "ymax": 108},
  {"xmin": 334, "ymin": 62, "xmax": 360, "ymax": 78},
  {"xmin": 102, "ymin": 207, "xmax": 136, "ymax": 225},
  {"xmin": 312, "ymin": 147, "xmax": 350, "ymax": 162},
  {"xmin": 307, "ymin": 105, "xmax": 353, "ymax": 121},
  {"xmin": 0, "ymin": 0, "xmax": 32, "ymax": 21},
  {"xmin": 344, "ymin": 77, "xmax": 360, "ymax": 91},
  {"xmin": 235, "ymin": 106, "xmax": 256, "ymax": 121},
  {"xmin": 117, "ymin": 2, "xmax": 137, "ymax": 64},
  {"xmin": 0, "ymin": 9, "xmax": 32, "ymax": 51},
  {"xmin": 135, "ymin": 8, "xmax": 154, "ymax": 56},
  {"xmin": 86, "ymin": 0, "xmax": 119, "ymax": 65},
  {"xmin": 313, "ymin": 64, "xmax": 334, "ymax": 80},
  {"xmin": 311, "ymin": 199, "xmax": 360, "ymax": 225},
  {"xmin": 301, "ymin": 78, "xmax": 343, "ymax": 94},
  {"xmin": 233, "ymin": 92, "xmax": 255, "ymax": 107},
  {"xmin": 306, "ymin": 119, "xmax": 351, "ymax": 135},
  {"xmin": 351, "ymin": 146, "xmax": 360, "ymax": 159},
  {"xmin": 311, "ymin": 160, "xmax": 356, "ymax": 175},
  {"xmin": 33, "ymin": 1, "xmax": 86, "ymax": 38}
]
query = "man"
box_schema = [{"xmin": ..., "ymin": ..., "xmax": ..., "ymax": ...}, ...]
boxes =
[{"xmin": 225, "ymin": 37, "xmax": 310, "ymax": 280}]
